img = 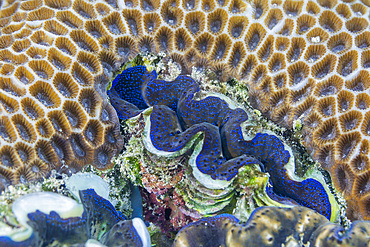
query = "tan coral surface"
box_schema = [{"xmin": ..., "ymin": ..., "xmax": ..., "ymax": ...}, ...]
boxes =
[
  {"xmin": 1, "ymin": 0, "xmax": 370, "ymax": 219},
  {"xmin": 0, "ymin": 0, "xmax": 125, "ymax": 190}
]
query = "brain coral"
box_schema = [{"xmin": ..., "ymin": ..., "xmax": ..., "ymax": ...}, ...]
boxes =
[{"xmin": 1, "ymin": 0, "xmax": 370, "ymax": 219}]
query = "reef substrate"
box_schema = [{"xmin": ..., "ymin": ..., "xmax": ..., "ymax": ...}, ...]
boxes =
[{"xmin": 1, "ymin": 0, "xmax": 370, "ymax": 221}]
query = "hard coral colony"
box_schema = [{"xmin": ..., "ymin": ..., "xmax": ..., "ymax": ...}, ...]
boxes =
[{"xmin": 0, "ymin": 0, "xmax": 370, "ymax": 236}]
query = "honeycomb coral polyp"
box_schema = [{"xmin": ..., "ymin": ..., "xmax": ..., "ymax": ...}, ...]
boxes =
[{"xmin": 0, "ymin": 0, "xmax": 125, "ymax": 187}]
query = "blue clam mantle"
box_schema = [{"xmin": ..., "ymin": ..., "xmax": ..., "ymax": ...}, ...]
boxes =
[
  {"xmin": 174, "ymin": 206, "xmax": 370, "ymax": 247},
  {"xmin": 0, "ymin": 189, "xmax": 150, "ymax": 246},
  {"xmin": 108, "ymin": 66, "xmax": 338, "ymax": 221}
]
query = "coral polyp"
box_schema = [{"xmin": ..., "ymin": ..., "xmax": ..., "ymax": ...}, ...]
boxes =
[{"xmin": 108, "ymin": 65, "xmax": 338, "ymax": 221}]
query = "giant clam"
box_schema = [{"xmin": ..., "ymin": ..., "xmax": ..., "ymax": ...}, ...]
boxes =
[
  {"xmin": 109, "ymin": 65, "xmax": 340, "ymax": 234},
  {"xmin": 0, "ymin": 173, "xmax": 150, "ymax": 246},
  {"xmin": 174, "ymin": 206, "xmax": 370, "ymax": 247}
]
